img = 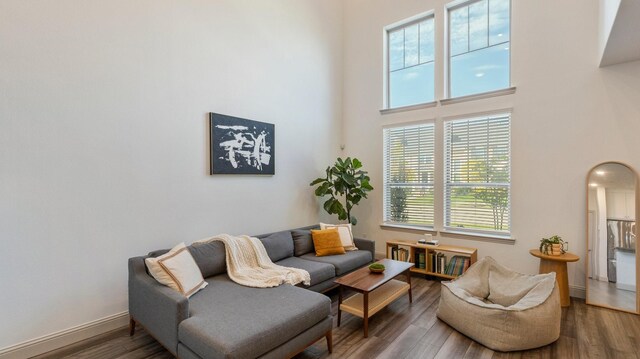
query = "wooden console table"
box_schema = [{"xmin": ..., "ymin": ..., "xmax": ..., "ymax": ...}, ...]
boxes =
[{"xmin": 529, "ymin": 249, "xmax": 580, "ymax": 307}]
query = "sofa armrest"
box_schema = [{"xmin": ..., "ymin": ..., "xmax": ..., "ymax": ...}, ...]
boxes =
[
  {"xmin": 128, "ymin": 257, "xmax": 189, "ymax": 356},
  {"xmin": 354, "ymin": 237, "xmax": 375, "ymax": 263}
]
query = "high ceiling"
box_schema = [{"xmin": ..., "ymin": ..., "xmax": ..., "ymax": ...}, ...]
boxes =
[{"xmin": 600, "ymin": 0, "xmax": 640, "ymax": 67}]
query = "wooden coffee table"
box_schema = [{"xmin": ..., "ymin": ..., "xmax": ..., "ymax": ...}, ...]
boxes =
[{"xmin": 335, "ymin": 259, "xmax": 414, "ymax": 337}]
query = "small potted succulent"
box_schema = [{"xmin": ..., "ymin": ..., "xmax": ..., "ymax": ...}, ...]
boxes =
[{"xmin": 539, "ymin": 235, "xmax": 567, "ymax": 256}]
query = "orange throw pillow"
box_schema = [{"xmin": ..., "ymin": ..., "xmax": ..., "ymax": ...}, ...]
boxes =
[{"xmin": 311, "ymin": 229, "xmax": 346, "ymax": 257}]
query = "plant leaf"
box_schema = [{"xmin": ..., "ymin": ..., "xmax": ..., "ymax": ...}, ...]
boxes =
[
  {"xmin": 315, "ymin": 182, "xmax": 332, "ymax": 196},
  {"xmin": 324, "ymin": 198, "xmax": 336, "ymax": 213},
  {"xmin": 310, "ymin": 178, "xmax": 325, "ymax": 186},
  {"xmin": 342, "ymin": 173, "xmax": 355, "ymax": 185}
]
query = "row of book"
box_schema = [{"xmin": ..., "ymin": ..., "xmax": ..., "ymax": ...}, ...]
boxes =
[
  {"xmin": 389, "ymin": 247, "xmax": 410, "ymax": 262},
  {"xmin": 443, "ymin": 255, "xmax": 471, "ymax": 276},
  {"xmin": 430, "ymin": 252, "xmax": 446, "ymax": 274},
  {"xmin": 429, "ymin": 252, "xmax": 471, "ymax": 276},
  {"xmin": 388, "ymin": 245, "xmax": 471, "ymax": 276},
  {"xmin": 384, "ymin": 246, "xmax": 471, "ymax": 276},
  {"xmin": 416, "ymin": 250, "xmax": 426, "ymax": 269}
]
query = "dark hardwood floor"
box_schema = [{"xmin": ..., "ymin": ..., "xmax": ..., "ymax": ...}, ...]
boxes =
[{"xmin": 35, "ymin": 277, "xmax": 640, "ymax": 359}]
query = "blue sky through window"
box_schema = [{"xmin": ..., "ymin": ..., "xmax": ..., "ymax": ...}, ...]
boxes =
[
  {"xmin": 387, "ymin": 0, "xmax": 509, "ymax": 107},
  {"xmin": 388, "ymin": 17, "xmax": 435, "ymax": 108},
  {"xmin": 449, "ymin": 0, "xmax": 510, "ymax": 97}
]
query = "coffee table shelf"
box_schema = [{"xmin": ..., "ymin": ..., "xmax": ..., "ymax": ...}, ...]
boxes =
[{"xmin": 340, "ymin": 279, "xmax": 410, "ymax": 318}]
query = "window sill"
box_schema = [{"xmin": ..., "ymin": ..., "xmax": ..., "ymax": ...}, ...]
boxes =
[
  {"xmin": 380, "ymin": 223, "xmax": 436, "ymax": 233},
  {"xmin": 380, "ymin": 101, "xmax": 438, "ymax": 115},
  {"xmin": 380, "ymin": 224, "xmax": 516, "ymax": 244},
  {"xmin": 440, "ymin": 87, "xmax": 516, "ymax": 106},
  {"xmin": 439, "ymin": 229, "xmax": 515, "ymax": 243},
  {"xmin": 380, "ymin": 87, "xmax": 516, "ymax": 115}
]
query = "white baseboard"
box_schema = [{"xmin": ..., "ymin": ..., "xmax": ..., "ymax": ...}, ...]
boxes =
[
  {"xmin": 570, "ymin": 285, "xmax": 586, "ymax": 299},
  {"xmin": 0, "ymin": 311, "xmax": 129, "ymax": 359}
]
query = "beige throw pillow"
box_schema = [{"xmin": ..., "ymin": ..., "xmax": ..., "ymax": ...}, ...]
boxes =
[
  {"xmin": 145, "ymin": 243, "xmax": 207, "ymax": 298},
  {"xmin": 319, "ymin": 223, "xmax": 357, "ymax": 251}
]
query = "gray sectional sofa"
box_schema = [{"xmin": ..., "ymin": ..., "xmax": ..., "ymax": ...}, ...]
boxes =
[{"xmin": 128, "ymin": 225, "xmax": 375, "ymax": 359}]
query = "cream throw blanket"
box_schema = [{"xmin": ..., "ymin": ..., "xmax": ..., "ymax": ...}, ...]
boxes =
[{"xmin": 194, "ymin": 234, "xmax": 310, "ymax": 288}]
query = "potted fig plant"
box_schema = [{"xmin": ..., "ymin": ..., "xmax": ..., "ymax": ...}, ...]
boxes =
[
  {"xmin": 539, "ymin": 235, "xmax": 567, "ymax": 256},
  {"xmin": 310, "ymin": 157, "xmax": 373, "ymax": 225}
]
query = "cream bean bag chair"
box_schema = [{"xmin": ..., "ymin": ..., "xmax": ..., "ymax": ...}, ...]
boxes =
[{"xmin": 436, "ymin": 257, "xmax": 561, "ymax": 352}]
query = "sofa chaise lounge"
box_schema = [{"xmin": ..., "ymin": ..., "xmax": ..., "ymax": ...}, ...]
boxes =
[{"xmin": 128, "ymin": 225, "xmax": 375, "ymax": 359}]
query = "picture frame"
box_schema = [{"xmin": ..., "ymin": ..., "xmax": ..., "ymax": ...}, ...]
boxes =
[{"xmin": 209, "ymin": 113, "xmax": 275, "ymax": 175}]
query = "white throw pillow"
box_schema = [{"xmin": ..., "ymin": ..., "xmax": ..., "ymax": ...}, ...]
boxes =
[
  {"xmin": 320, "ymin": 223, "xmax": 357, "ymax": 251},
  {"xmin": 145, "ymin": 243, "xmax": 208, "ymax": 298}
]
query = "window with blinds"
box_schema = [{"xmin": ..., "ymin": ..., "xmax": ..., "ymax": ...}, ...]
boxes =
[
  {"xmin": 383, "ymin": 123, "xmax": 435, "ymax": 227},
  {"xmin": 444, "ymin": 114, "xmax": 510, "ymax": 235}
]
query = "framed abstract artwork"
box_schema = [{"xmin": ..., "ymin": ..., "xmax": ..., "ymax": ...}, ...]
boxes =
[{"xmin": 209, "ymin": 113, "xmax": 275, "ymax": 175}]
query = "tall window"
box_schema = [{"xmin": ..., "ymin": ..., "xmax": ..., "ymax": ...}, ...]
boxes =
[
  {"xmin": 383, "ymin": 123, "xmax": 435, "ymax": 227},
  {"xmin": 444, "ymin": 114, "xmax": 511, "ymax": 235},
  {"xmin": 448, "ymin": 0, "xmax": 510, "ymax": 98},
  {"xmin": 387, "ymin": 15, "xmax": 435, "ymax": 108}
]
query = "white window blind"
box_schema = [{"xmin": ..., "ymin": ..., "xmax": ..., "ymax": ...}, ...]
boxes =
[
  {"xmin": 444, "ymin": 114, "xmax": 510, "ymax": 235},
  {"xmin": 383, "ymin": 123, "xmax": 435, "ymax": 227}
]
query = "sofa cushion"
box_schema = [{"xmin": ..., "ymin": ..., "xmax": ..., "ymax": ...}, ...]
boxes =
[
  {"xmin": 300, "ymin": 250, "xmax": 372, "ymax": 276},
  {"xmin": 179, "ymin": 275, "xmax": 330, "ymax": 359},
  {"xmin": 145, "ymin": 243, "xmax": 208, "ymax": 298},
  {"xmin": 291, "ymin": 229, "xmax": 315, "ymax": 256},
  {"xmin": 311, "ymin": 229, "xmax": 346, "ymax": 256},
  {"xmin": 320, "ymin": 222, "xmax": 357, "ymax": 251},
  {"xmin": 259, "ymin": 231, "xmax": 294, "ymax": 262},
  {"xmin": 275, "ymin": 257, "xmax": 335, "ymax": 286},
  {"xmin": 187, "ymin": 241, "xmax": 227, "ymax": 278}
]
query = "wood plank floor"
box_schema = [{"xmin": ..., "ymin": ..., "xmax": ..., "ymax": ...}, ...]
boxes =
[{"xmin": 35, "ymin": 277, "xmax": 640, "ymax": 359}]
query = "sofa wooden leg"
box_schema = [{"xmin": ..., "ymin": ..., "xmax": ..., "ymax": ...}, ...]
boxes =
[
  {"xmin": 326, "ymin": 330, "xmax": 333, "ymax": 353},
  {"xmin": 129, "ymin": 317, "xmax": 136, "ymax": 336}
]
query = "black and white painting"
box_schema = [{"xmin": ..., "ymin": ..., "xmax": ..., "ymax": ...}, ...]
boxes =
[{"xmin": 209, "ymin": 113, "xmax": 275, "ymax": 175}]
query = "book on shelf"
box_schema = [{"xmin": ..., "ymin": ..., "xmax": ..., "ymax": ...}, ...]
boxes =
[
  {"xmin": 389, "ymin": 245, "xmax": 409, "ymax": 262},
  {"xmin": 444, "ymin": 255, "xmax": 471, "ymax": 276},
  {"xmin": 430, "ymin": 252, "xmax": 447, "ymax": 274},
  {"xmin": 416, "ymin": 250, "xmax": 426, "ymax": 269},
  {"xmin": 438, "ymin": 253, "xmax": 446, "ymax": 274}
]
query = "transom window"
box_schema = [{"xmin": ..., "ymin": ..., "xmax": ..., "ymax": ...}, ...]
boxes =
[
  {"xmin": 444, "ymin": 113, "xmax": 511, "ymax": 235},
  {"xmin": 387, "ymin": 15, "xmax": 435, "ymax": 108},
  {"xmin": 448, "ymin": 0, "xmax": 511, "ymax": 98}
]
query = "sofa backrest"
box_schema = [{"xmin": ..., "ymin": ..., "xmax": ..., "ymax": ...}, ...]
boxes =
[
  {"xmin": 145, "ymin": 225, "xmax": 320, "ymax": 278},
  {"xmin": 257, "ymin": 231, "xmax": 294, "ymax": 262},
  {"xmin": 291, "ymin": 229, "xmax": 315, "ymax": 256},
  {"xmin": 146, "ymin": 243, "xmax": 227, "ymax": 278},
  {"xmin": 189, "ymin": 241, "xmax": 227, "ymax": 278},
  {"xmin": 256, "ymin": 224, "xmax": 319, "ymax": 258}
]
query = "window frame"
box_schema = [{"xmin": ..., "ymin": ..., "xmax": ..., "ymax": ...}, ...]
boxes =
[
  {"xmin": 445, "ymin": 0, "xmax": 512, "ymax": 99},
  {"xmin": 443, "ymin": 111, "xmax": 512, "ymax": 237},
  {"xmin": 383, "ymin": 11, "xmax": 436, "ymax": 110},
  {"xmin": 382, "ymin": 120, "xmax": 436, "ymax": 229}
]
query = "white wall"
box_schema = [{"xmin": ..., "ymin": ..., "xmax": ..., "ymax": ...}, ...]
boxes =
[
  {"xmin": 0, "ymin": 0, "xmax": 343, "ymax": 350},
  {"xmin": 342, "ymin": 0, "xmax": 640, "ymax": 295}
]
